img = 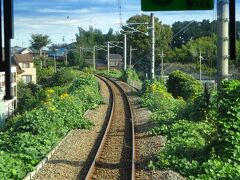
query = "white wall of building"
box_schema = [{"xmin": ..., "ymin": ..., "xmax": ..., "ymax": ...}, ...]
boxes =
[{"xmin": 0, "ymin": 66, "xmax": 17, "ymax": 127}]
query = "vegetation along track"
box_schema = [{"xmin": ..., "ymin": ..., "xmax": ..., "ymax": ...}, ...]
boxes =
[{"xmin": 85, "ymin": 75, "xmax": 135, "ymax": 180}]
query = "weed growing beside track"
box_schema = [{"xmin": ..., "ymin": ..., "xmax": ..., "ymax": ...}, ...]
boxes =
[
  {"xmin": 0, "ymin": 70, "xmax": 101, "ymax": 179},
  {"xmin": 141, "ymin": 71, "xmax": 240, "ymax": 179}
]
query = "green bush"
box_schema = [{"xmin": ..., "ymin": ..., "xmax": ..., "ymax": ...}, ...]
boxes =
[
  {"xmin": 167, "ymin": 70, "xmax": 203, "ymax": 101},
  {"xmin": 121, "ymin": 69, "xmax": 140, "ymax": 83},
  {"xmin": 144, "ymin": 79, "xmax": 240, "ymax": 179},
  {"xmin": 16, "ymin": 81, "xmax": 45, "ymax": 113},
  {"xmin": 0, "ymin": 73, "xmax": 101, "ymax": 179},
  {"xmin": 96, "ymin": 70, "xmax": 123, "ymax": 79},
  {"xmin": 216, "ymin": 80, "xmax": 240, "ymax": 160},
  {"xmin": 37, "ymin": 66, "xmax": 55, "ymax": 85},
  {"xmin": 49, "ymin": 67, "xmax": 83, "ymax": 87}
]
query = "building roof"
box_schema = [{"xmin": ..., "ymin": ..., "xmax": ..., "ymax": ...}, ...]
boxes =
[
  {"xmin": 19, "ymin": 48, "xmax": 32, "ymax": 54},
  {"xmin": 13, "ymin": 54, "xmax": 34, "ymax": 63},
  {"xmin": 109, "ymin": 54, "xmax": 122, "ymax": 60}
]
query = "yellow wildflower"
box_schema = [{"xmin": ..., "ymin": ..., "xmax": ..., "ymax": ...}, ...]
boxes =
[
  {"xmin": 151, "ymin": 83, "xmax": 157, "ymax": 93},
  {"xmin": 60, "ymin": 93, "xmax": 69, "ymax": 100},
  {"xmin": 48, "ymin": 106, "xmax": 56, "ymax": 112},
  {"xmin": 46, "ymin": 89, "xmax": 55, "ymax": 95}
]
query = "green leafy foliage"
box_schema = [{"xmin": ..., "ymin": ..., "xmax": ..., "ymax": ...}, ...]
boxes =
[
  {"xmin": 0, "ymin": 72, "xmax": 101, "ymax": 179},
  {"xmin": 36, "ymin": 66, "xmax": 55, "ymax": 85},
  {"xmin": 48, "ymin": 67, "xmax": 83, "ymax": 87},
  {"xmin": 167, "ymin": 70, "xmax": 203, "ymax": 100},
  {"xmin": 122, "ymin": 14, "xmax": 172, "ymax": 72},
  {"xmin": 17, "ymin": 81, "xmax": 45, "ymax": 113},
  {"xmin": 216, "ymin": 80, "xmax": 240, "ymax": 160},
  {"xmin": 171, "ymin": 20, "xmax": 213, "ymax": 48},
  {"xmin": 96, "ymin": 70, "xmax": 123, "ymax": 79},
  {"xmin": 121, "ymin": 69, "xmax": 140, "ymax": 83},
  {"xmin": 142, "ymin": 78, "xmax": 240, "ymax": 179},
  {"xmin": 30, "ymin": 34, "xmax": 51, "ymax": 53}
]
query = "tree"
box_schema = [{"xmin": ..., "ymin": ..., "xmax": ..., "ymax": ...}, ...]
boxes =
[
  {"xmin": 30, "ymin": 34, "xmax": 51, "ymax": 56},
  {"xmin": 121, "ymin": 14, "xmax": 173, "ymax": 72},
  {"xmin": 171, "ymin": 20, "xmax": 213, "ymax": 48},
  {"xmin": 237, "ymin": 40, "xmax": 240, "ymax": 66},
  {"xmin": 75, "ymin": 26, "xmax": 121, "ymax": 67},
  {"xmin": 172, "ymin": 36, "xmax": 217, "ymax": 67},
  {"xmin": 17, "ymin": 81, "xmax": 44, "ymax": 113}
]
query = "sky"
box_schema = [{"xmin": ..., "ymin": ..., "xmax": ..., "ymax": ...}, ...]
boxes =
[{"xmin": 12, "ymin": 0, "xmax": 240, "ymax": 47}]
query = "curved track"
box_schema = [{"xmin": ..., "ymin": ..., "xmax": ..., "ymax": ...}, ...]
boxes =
[{"xmin": 85, "ymin": 75, "xmax": 135, "ymax": 180}]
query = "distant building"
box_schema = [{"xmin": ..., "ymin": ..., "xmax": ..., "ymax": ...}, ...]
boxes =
[
  {"xmin": 29, "ymin": 48, "xmax": 48, "ymax": 57},
  {"xmin": 48, "ymin": 48, "xmax": 66, "ymax": 61},
  {"xmin": 13, "ymin": 54, "xmax": 37, "ymax": 83},
  {"xmin": 18, "ymin": 48, "xmax": 32, "ymax": 55},
  {"xmin": 105, "ymin": 54, "xmax": 123, "ymax": 70},
  {"xmin": 11, "ymin": 46, "xmax": 32, "ymax": 55},
  {"xmin": 0, "ymin": 66, "xmax": 17, "ymax": 127}
]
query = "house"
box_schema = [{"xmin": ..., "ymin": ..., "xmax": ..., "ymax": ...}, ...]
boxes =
[
  {"xmin": 11, "ymin": 47, "xmax": 32, "ymax": 55},
  {"xmin": 29, "ymin": 48, "xmax": 48, "ymax": 57},
  {"xmin": 18, "ymin": 48, "xmax": 32, "ymax": 55},
  {"xmin": 11, "ymin": 46, "xmax": 24, "ymax": 55},
  {"xmin": 48, "ymin": 48, "xmax": 66, "ymax": 61},
  {"xmin": 13, "ymin": 54, "xmax": 36, "ymax": 83},
  {"xmin": 106, "ymin": 54, "xmax": 123, "ymax": 69},
  {"xmin": 0, "ymin": 66, "xmax": 17, "ymax": 127}
]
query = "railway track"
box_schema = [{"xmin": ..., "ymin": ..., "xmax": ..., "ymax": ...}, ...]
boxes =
[{"xmin": 85, "ymin": 75, "xmax": 135, "ymax": 180}]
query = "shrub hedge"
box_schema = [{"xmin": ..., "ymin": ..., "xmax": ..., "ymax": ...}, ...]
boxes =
[{"xmin": 167, "ymin": 70, "xmax": 203, "ymax": 101}]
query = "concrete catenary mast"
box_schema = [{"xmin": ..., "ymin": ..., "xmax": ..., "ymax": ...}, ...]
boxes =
[{"xmin": 217, "ymin": 0, "xmax": 229, "ymax": 90}]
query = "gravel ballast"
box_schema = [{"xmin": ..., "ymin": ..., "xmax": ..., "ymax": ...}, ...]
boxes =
[
  {"xmin": 33, "ymin": 77, "xmax": 110, "ymax": 180},
  {"xmin": 117, "ymin": 81, "xmax": 185, "ymax": 180},
  {"xmin": 32, "ymin": 77, "xmax": 184, "ymax": 180}
]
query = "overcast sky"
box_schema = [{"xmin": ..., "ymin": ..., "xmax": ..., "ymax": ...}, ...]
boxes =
[{"xmin": 12, "ymin": 0, "xmax": 240, "ymax": 47}]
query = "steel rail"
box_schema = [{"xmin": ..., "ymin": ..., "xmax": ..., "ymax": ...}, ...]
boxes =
[
  {"xmin": 85, "ymin": 75, "xmax": 135, "ymax": 179},
  {"xmin": 109, "ymin": 78, "xmax": 136, "ymax": 180},
  {"xmin": 85, "ymin": 75, "xmax": 115, "ymax": 180}
]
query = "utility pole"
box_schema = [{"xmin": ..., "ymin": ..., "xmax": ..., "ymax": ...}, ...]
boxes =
[
  {"xmin": 199, "ymin": 51, "xmax": 203, "ymax": 81},
  {"xmin": 124, "ymin": 34, "xmax": 127, "ymax": 70},
  {"xmin": 93, "ymin": 46, "xmax": 96, "ymax": 70},
  {"xmin": 54, "ymin": 53, "xmax": 56, "ymax": 72},
  {"xmin": 130, "ymin": 45, "xmax": 132, "ymax": 69},
  {"xmin": 79, "ymin": 47, "xmax": 82, "ymax": 65},
  {"xmin": 130, "ymin": 45, "xmax": 137, "ymax": 69},
  {"xmin": 65, "ymin": 49, "xmax": 68, "ymax": 66},
  {"xmin": 217, "ymin": 0, "xmax": 229, "ymax": 90},
  {"xmin": 159, "ymin": 49, "xmax": 165, "ymax": 78},
  {"xmin": 150, "ymin": 13, "xmax": 155, "ymax": 79},
  {"xmin": 107, "ymin": 41, "xmax": 110, "ymax": 72}
]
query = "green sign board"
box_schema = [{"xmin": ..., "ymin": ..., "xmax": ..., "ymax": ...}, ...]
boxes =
[{"xmin": 141, "ymin": 0, "xmax": 214, "ymax": 11}]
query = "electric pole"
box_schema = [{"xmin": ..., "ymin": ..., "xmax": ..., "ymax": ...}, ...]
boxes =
[
  {"xmin": 199, "ymin": 51, "xmax": 203, "ymax": 81},
  {"xmin": 130, "ymin": 45, "xmax": 132, "ymax": 69},
  {"xmin": 159, "ymin": 49, "xmax": 165, "ymax": 78},
  {"xmin": 54, "ymin": 53, "xmax": 56, "ymax": 72},
  {"xmin": 124, "ymin": 34, "xmax": 127, "ymax": 70},
  {"xmin": 217, "ymin": 0, "xmax": 229, "ymax": 90},
  {"xmin": 150, "ymin": 13, "xmax": 155, "ymax": 79},
  {"xmin": 129, "ymin": 45, "xmax": 137, "ymax": 69},
  {"xmin": 93, "ymin": 46, "xmax": 96, "ymax": 70},
  {"xmin": 79, "ymin": 47, "xmax": 82, "ymax": 65},
  {"xmin": 65, "ymin": 49, "xmax": 68, "ymax": 66},
  {"xmin": 107, "ymin": 41, "xmax": 110, "ymax": 72}
]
